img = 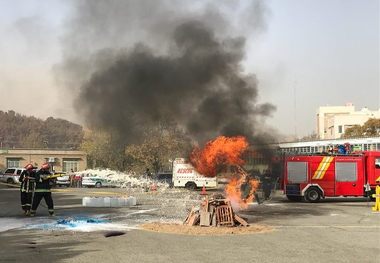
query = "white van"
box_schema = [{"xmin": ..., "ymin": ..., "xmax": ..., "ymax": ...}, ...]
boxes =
[{"xmin": 172, "ymin": 158, "xmax": 217, "ymax": 189}]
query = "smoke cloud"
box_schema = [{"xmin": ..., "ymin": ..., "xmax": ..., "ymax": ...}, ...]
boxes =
[{"xmin": 59, "ymin": 0, "xmax": 275, "ymax": 145}]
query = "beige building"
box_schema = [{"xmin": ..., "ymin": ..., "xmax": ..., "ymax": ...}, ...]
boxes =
[
  {"xmin": 317, "ymin": 103, "xmax": 380, "ymax": 139},
  {"xmin": 0, "ymin": 149, "xmax": 87, "ymax": 172}
]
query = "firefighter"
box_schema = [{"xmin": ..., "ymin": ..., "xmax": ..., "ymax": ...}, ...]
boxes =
[
  {"xmin": 19, "ymin": 163, "xmax": 36, "ymax": 216},
  {"xmin": 262, "ymin": 169, "xmax": 272, "ymax": 200},
  {"xmin": 30, "ymin": 163, "xmax": 55, "ymax": 217}
]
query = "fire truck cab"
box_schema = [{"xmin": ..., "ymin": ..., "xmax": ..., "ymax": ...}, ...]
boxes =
[{"xmin": 283, "ymin": 151, "xmax": 380, "ymax": 202}]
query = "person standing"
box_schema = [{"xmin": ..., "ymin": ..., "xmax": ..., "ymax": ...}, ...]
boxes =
[
  {"xmin": 30, "ymin": 163, "xmax": 55, "ymax": 217},
  {"xmin": 19, "ymin": 163, "xmax": 36, "ymax": 216}
]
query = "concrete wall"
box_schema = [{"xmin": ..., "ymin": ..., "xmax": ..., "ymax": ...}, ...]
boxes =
[{"xmin": 0, "ymin": 149, "xmax": 87, "ymax": 172}]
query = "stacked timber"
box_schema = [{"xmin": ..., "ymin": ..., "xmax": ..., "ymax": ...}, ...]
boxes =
[{"xmin": 183, "ymin": 195, "xmax": 248, "ymax": 227}]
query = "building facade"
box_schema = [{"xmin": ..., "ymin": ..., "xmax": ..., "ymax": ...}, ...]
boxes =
[
  {"xmin": 0, "ymin": 149, "xmax": 87, "ymax": 172},
  {"xmin": 317, "ymin": 104, "xmax": 380, "ymax": 139}
]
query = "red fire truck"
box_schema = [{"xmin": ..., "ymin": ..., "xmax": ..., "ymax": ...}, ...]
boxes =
[{"xmin": 283, "ymin": 151, "xmax": 380, "ymax": 202}]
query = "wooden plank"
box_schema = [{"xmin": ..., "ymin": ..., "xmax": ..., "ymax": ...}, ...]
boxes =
[
  {"xmin": 192, "ymin": 214, "xmax": 200, "ymax": 226},
  {"xmin": 188, "ymin": 213, "xmax": 197, "ymax": 226},
  {"xmin": 212, "ymin": 213, "xmax": 217, "ymax": 226},
  {"xmin": 200, "ymin": 211, "xmax": 211, "ymax": 226},
  {"xmin": 234, "ymin": 214, "xmax": 249, "ymax": 227}
]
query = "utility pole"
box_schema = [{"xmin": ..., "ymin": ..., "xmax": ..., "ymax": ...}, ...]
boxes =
[{"xmin": 293, "ymin": 81, "xmax": 298, "ymax": 139}]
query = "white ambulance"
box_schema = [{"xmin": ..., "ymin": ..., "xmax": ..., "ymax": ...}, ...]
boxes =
[{"xmin": 172, "ymin": 158, "xmax": 217, "ymax": 189}]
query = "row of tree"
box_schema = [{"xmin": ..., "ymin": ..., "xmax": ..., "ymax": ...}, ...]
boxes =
[
  {"xmin": 2, "ymin": 110, "xmax": 379, "ymax": 173},
  {"xmin": 81, "ymin": 125, "xmax": 193, "ymax": 174},
  {"xmin": 342, "ymin": 118, "xmax": 380, "ymax": 138},
  {"xmin": 0, "ymin": 110, "xmax": 84, "ymax": 149}
]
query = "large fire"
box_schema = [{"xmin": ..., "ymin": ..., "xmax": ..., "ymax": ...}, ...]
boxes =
[
  {"xmin": 190, "ymin": 136, "xmax": 259, "ymax": 210},
  {"xmin": 190, "ymin": 136, "xmax": 249, "ymax": 177},
  {"xmin": 225, "ymin": 169, "xmax": 260, "ymax": 210}
]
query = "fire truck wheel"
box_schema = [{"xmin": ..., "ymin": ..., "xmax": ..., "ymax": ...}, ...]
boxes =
[
  {"xmin": 304, "ymin": 188, "xmax": 322, "ymax": 203},
  {"xmin": 286, "ymin": 195, "xmax": 302, "ymax": 202},
  {"xmin": 185, "ymin": 182, "xmax": 197, "ymax": 190}
]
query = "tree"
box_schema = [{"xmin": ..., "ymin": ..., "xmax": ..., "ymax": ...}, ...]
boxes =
[
  {"xmin": 300, "ymin": 132, "xmax": 318, "ymax": 141},
  {"xmin": 125, "ymin": 126, "xmax": 192, "ymax": 174},
  {"xmin": 343, "ymin": 118, "xmax": 380, "ymax": 138},
  {"xmin": 80, "ymin": 130, "xmax": 127, "ymax": 170},
  {"xmin": 362, "ymin": 118, "xmax": 380, "ymax": 136},
  {"xmin": 342, "ymin": 125, "xmax": 363, "ymax": 138},
  {"xmin": 0, "ymin": 110, "xmax": 83, "ymax": 149}
]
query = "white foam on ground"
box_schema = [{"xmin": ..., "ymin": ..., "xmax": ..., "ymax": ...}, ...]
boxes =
[{"xmin": 75, "ymin": 168, "xmax": 168, "ymax": 188}]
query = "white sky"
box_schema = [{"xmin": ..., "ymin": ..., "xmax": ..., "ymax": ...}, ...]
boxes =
[{"xmin": 0, "ymin": 0, "xmax": 378, "ymax": 138}]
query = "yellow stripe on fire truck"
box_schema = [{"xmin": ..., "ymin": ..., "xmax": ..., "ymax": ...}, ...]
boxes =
[
  {"xmin": 312, "ymin": 156, "xmax": 334, "ymax": 180},
  {"xmin": 312, "ymin": 157, "xmax": 327, "ymax": 179},
  {"xmin": 376, "ymin": 176, "xmax": 380, "ymax": 182}
]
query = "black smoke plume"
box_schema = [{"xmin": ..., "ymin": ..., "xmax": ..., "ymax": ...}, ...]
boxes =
[
  {"xmin": 61, "ymin": 1, "xmax": 275, "ymax": 147},
  {"xmin": 76, "ymin": 20, "xmax": 275, "ymax": 144}
]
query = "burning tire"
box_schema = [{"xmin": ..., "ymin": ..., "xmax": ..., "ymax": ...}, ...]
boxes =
[
  {"xmin": 304, "ymin": 187, "xmax": 322, "ymax": 202},
  {"xmin": 185, "ymin": 181, "xmax": 197, "ymax": 190}
]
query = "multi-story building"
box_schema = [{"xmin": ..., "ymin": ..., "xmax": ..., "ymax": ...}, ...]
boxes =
[
  {"xmin": 0, "ymin": 149, "xmax": 87, "ymax": 172},
  {"xmin": 317, "ymin": 103, "xmax": 380, "ymax": 139}
]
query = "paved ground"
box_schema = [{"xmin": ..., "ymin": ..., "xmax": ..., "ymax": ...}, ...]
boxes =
[{"xmin": 0, "ymin": 185, "xmax": 379, "ymax": 263}]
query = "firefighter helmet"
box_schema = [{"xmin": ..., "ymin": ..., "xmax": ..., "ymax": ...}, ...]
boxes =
[
  {"xmin": 24, "ymin": 163, "xmax": 35, "ymax": 170},
  {"xmin": 41, "ymin": 163, "xmax": 50, "ymax": 170}
]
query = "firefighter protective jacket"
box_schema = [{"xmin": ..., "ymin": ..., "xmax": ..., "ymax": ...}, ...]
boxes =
[
  {"xmin": 34, "ymin": 169, "xmax": 53, "ymax": 192},
  {"xmin": 19, "ymin": 170, "xmax": 36, "ymax": 192}
]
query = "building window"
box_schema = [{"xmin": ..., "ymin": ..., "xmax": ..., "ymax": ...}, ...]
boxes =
[
  {"xmin": 63, "ymin": 159, "xmax": 79, "ymax": 172},
  {"xmin": 338, "ymin": 125, "xmax": 343, "ymax": 133},
  {"xmin": 7, "ymin": 158, "xmax": 21, "ymax": 168}
]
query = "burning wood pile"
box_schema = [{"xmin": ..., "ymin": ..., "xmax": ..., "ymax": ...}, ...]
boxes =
[
  {"xmin": 183, "ymin": 135, "xmax": 260, "ymax": 227},
  {"xmin": 184, "ymin": 194, "xmax": 248, "ymax": 227}
]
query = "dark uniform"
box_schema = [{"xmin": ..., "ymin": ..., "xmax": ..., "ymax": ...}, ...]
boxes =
[
  {"xmin": 30, "ymin": 166, "xmax": 54, "ymax": 216},
  {"xmin": 19, "ymin": 169, "xmax": 36, "ymax": 215}
]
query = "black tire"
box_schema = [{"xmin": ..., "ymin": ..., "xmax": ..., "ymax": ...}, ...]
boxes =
[
  {"xmin": 286, "ymin": 195, "xmax": 302, "ymax": 202},
  {"xmin": 6, "ymin": 178, "xmax": 13, "ymax": 184},
  {"xmin": 304, "ymin": 187, "xmax": 322, "ymax": 203},
  {"xmin": 185, "ymin": 182, "xmax": 197, "ymax": 190},
  {"xmin": 95, "ymin": 182, "xmax": 102, "ymax": 188}
]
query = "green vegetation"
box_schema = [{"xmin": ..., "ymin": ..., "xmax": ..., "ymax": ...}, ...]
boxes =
[
  {"xmin": 82, "ymin": 125, "xmax": 192, "ymax": 173},
  {"xmin": 343, "ymin": 118, "xmax": 380, "ymax": 138},
  {"xmin": 0, "ymin": 110, "xmax": 83, "ymax": 149}
]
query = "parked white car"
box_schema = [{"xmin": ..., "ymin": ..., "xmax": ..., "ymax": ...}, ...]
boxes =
[
  {"xmin": 82, "ymin": 175, "xmax": 113, "ymax": 188},
  {"xmin": 55, "ymin": 173, "xmax": 70, "ymax": 187},
  {"xmin": 0, "ymin": 168, "xmax": 25, "ymax": 184}
]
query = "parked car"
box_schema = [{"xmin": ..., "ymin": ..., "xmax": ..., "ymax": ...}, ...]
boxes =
[
  {"xmin": 0, "ymin": 168, "xmax": 25, "ymax": 184},
  {"xmin": 55, "ymin": 172, "xmax": 70, "ymax": 187},
  {"xmin": 82, "ymin": 175, "xmax": 113, "ymax": 188}
]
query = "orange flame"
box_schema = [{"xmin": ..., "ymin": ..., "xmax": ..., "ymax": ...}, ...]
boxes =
[
  {"xmin": 225, "ymin": 174, "xmax": 259, "ymax": 210},
  {"xmin": 190, "ymin": 136, "xmax": 249, "ymax": 177}
]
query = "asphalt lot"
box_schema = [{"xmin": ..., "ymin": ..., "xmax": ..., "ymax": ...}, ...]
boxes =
[{"xmin": 0, "ymin": 185, "xmax": 379, "ymax": 263}]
